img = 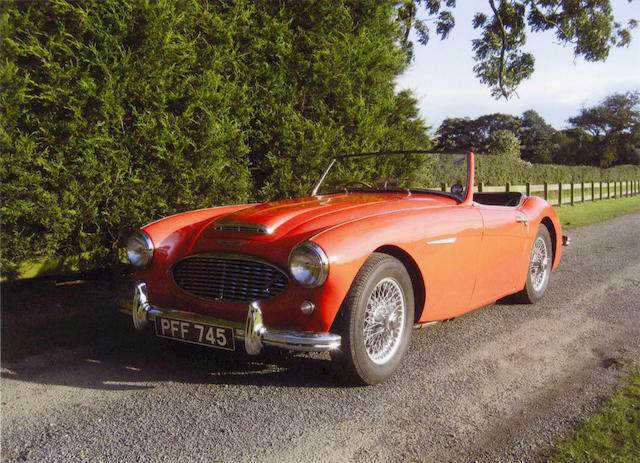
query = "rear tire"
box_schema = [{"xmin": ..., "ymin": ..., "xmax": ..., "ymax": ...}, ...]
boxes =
[
  {"xmin": 517, "ymin": 225, "xmax": 552, "ymax": 303},
  {"xmin": 331, "ymin": 253, "xmax": 414, "ymax": 385}
]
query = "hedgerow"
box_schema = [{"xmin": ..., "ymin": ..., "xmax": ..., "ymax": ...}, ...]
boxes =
[
  {"xmin": 1, "ymin": 0, "xmax": 429, "ymax": 279},
  {"xmin": 428, "ymin": 154, "xmax": 640, "ymax": 187}
]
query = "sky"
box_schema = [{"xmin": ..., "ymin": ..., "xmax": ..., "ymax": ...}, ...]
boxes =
[{"xmin": 395, "ymin": 1, "xmax": 640, "ymax": 131}]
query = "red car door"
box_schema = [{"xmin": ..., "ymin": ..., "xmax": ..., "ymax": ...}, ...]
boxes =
[{"xmin": 472, "ymin": 206, "xmax": 529, "ymax": 306}]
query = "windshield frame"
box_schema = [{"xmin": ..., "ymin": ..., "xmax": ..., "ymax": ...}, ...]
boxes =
[{"xmin": 310, "ymin": 150, "xmax": 474, "ymax": 205}]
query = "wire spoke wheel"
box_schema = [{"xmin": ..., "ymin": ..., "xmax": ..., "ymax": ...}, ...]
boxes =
[
  {"xmin": 517, "ymin": 225, "xmax": 552, "ymax": 304},
  {"xmin": 330, "ymin": 252, "xmax": 414, "ymax": 385},
  {"xmin": 529, "ymin": 236, "xmax": 550, "ymax": 292},
  {"xmin": 363, "ymin": 277, "xmax": 405, "ymax": 365}
]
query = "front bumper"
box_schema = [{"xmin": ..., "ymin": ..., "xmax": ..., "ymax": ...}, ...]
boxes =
[{"xmin": 124, "ymin": 282, "xmax": 341, "ymax": 354}]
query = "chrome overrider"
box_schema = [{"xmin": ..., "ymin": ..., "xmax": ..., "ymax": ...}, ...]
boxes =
[{"xmin": 130, "ymin": 281, "xmax": 341, "ymax": 354}]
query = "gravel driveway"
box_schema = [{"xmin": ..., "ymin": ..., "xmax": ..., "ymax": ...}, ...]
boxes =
[{"xmin": 2, "ymin": 212, "xmax": 639, "ymax": 463}]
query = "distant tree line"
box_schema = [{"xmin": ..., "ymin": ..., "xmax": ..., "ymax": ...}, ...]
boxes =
[{"xmin": 436, "ymin": 91, "xmax": 640, "ymax": 167}]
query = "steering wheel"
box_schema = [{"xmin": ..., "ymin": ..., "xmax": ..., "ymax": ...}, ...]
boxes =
[
  {"xmin": 450, "ymin": 183, "xmax": 464, "ymax": 195},
  {"xmin": 341, "ymin": 180, "xmax": 374, "ymax": 191}
]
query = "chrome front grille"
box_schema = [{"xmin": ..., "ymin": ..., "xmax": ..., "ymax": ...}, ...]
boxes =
[{"xmin": 172, "ymin": 254, "xmax": 288, "ymax": 303}]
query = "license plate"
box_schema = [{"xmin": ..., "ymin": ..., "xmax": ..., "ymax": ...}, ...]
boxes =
[{"xmin": 155, "ymin": 316, "xmax": 235, "ymax": 351}]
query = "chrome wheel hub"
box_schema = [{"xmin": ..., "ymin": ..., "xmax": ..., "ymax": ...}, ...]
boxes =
[
  {"xmin": 363, "ymin": 277, "xmax": 405, "ymax": 365},
  {"xmin": 530, "ymin": 236, "xmax": 550, "ymax": 292}
]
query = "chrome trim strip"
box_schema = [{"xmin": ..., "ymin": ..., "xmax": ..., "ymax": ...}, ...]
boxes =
[
  {"xmin": 426, "ymin": 237, "xmax": 457, "ymax": 245},
  {"xmin": 126, "ymin": 291, "xmax": 341, "ymax": 353}
]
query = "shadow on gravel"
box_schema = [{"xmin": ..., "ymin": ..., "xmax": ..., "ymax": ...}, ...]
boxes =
[
  {"xmin": 1, "ymin": 328, "xmax": 343, "ymax": 389},
  {"xmin": 1, "ymin": 274, "xmax": 133, "ymax": 363},
  {"xmin": 2, "ymin": 275, "xmax": 343, "ymax": 389}
]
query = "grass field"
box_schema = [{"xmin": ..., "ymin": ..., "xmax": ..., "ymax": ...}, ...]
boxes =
[
  {"xmin": 555, "ymin": 195, "xmax": 640, "ymax": 230},
  {"xmin": 548, "ymin": 367, "xmax": 640, "ymax": 462}
]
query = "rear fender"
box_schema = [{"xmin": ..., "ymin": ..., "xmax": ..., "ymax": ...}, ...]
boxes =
[{"xmin": 520, "ymin": 196, "xmax": 563, "ymax": 271}]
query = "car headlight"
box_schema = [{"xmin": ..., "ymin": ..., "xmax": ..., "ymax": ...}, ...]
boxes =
[
  {"xmin": 288, "ymin": 241, "xmax": 329, "ymax": 288},
  {"xmin": 126, "ymin": 231, "xmax": 154, "ymax": 269}
]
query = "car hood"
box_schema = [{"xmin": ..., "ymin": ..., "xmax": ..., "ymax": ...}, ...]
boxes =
[{"xmin": 196, "ymin": 193, "xmax": 456, "ymax": 245}]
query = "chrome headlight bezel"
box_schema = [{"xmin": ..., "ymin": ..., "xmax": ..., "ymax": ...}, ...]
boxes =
[
  {"xmin": 126, "ymin": 231, "xmax": 154, "ymax": 269},
  {"xmin": 288, "ymin": 241, "xmax": 329, "ymax": 288}
]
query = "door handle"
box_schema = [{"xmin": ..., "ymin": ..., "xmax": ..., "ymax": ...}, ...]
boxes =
[{"xmin": 516, "ymin": 217, "xmax": 528, "ymax": 225}]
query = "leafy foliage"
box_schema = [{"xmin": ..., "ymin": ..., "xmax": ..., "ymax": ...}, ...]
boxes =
[
  {"xmin": 520, "ymin": 109, "xmax": 555, "ymax": 163},
  {"xmin": 398, "ymin": 1, "xmax": 637, "ymax": 98},
  {"xmin": 1, "ymin": 0, "xmax": 430, "ymax": 279},
  {"xmin": 436, "ymin": 113, "xmax": 521, "ymax": 152},
  {"xmin": 568, "ymin": 91, "xmax": 640, "ymax": 167},
  {"xmin": 487, "ymin": 129, "xmax": 520, "ymax": 158}
]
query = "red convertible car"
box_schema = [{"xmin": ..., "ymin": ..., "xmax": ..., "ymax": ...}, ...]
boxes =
[{"xmin": 125, "ymin": 151, "xmax": 566, "ymax": 384}]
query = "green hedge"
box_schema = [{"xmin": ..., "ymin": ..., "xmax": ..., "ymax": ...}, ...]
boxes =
[
  {"xmin": 0, "ymin": 0, "xmax": 429, "ymax": 280},
  {"xmin": 428, "ymin": 154, "xmax": 640, "ymax": 186}
]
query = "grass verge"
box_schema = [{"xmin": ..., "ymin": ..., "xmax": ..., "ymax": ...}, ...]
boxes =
[
  {"xmin": 555, "ymin": 195, "xmax": 640, "ymax": 230},
  {"xmin": 547, "ymin": 367, "xmax": 640, "ymax": 463}
]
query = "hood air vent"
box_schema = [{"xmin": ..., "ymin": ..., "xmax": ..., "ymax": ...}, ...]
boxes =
[{"xmin": 214, "ymin": 222, "xmax": 272, "ymax": 234}]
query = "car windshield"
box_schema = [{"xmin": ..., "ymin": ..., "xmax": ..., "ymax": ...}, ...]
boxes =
[{"xmin": 311, "ymin": 151, "xmax": 471, "ymax": 201}]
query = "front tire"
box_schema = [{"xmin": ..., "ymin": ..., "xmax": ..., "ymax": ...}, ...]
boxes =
[
  {"xmin": 331, "ymin": 253, "xmax": 414, "ymax": 385},
  {"xmin": 517, "ymin": 225, "xmax": 552, "ymax": 303}
]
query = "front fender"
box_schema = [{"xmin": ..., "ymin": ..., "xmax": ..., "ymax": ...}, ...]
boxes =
[{"xmin": 308, "ymin": 205, "xmax": 483, "ymax": 330}]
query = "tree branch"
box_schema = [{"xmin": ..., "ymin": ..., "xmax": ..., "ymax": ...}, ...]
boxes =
[
  {"xmin": 488, "ymin": 0, "xmax": 509, "ymax": 98},
  {"xmin": 529, "ymin": 0, "xmax": 575, "ymax": 45}
]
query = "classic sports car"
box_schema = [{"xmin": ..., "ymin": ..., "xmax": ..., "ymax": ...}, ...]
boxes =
[{"xmin": 125, "ymin": 151, "xmax": 567, "ymax": 384}]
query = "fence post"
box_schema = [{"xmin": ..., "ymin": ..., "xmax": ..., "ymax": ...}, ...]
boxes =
[
  {"xmin": 544, "ymin": 182, "xmax": 548, "ymax": 201},
  {"xmin": 581, "ymin": 181, "xmax": 585, "ymax": 203},
  {"xmin": 558, "ymin": 181, "xmax": 563, "ymax": 206},
  {"xmin": 441, "ymin": 182, "xmax": 447, "ymax": 192},
  {"xmin": 526, "ymin": 182, "xmax": 530, "ymax": 196},
  {"xmin": 478, "ymin": 182, "xmax": 484, "ymax": 193},
  {"xmin": 608, "ymin": 181, "xmax": 611, "ymax": 199},
  {"xmin": 570, "ymin": 182, "xmax": 575, "ymax": 205},
  {"xmin": 506, "ymin": 182, "xmax": 510, "ymax": 193},
  {"xmin": 599, "ymin": 181, "xmax": 603, "ymax": 200},
  {"xmin": 591, "ymin": 181, "xmax": 595, "ymax": 201}
]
